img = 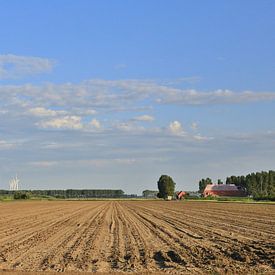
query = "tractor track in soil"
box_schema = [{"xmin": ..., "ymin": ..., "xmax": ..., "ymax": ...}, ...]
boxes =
[{"xmin": 0, "ymin": 200, "xmax": 274, "ymax": 274}]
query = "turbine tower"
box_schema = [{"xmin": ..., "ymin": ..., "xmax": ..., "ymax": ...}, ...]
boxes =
[{"xmin": 9, "ymin": 174, "xmax": 20, "ymax": 191}]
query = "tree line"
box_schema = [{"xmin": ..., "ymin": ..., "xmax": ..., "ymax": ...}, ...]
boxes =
[
  {"xmin": 199, "ymin": 170, "xmax": 275, "ymax": 200},
  {"xmin": 0, "ymin": 189, "xmax": 125, "ymax": 199},
  {"xmin": 142, "ymin": 190, "xmax": 158, "ymax": 198}
]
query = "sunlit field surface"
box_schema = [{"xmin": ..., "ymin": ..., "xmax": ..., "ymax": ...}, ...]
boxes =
[{"xmin": 0, "ymin": 200, "xmax": 274, "ymax": 274}]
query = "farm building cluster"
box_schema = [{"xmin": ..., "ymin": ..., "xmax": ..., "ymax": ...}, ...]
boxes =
[
  {"xmin": 143, "ymin": 183, "xmax": 246, "ymax": 200},
  {"xmin": 203, "ymin": 184, "xmax": 246, "ymax": 197}
]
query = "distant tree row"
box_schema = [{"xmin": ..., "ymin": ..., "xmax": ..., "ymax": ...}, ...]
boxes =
[
  {"xmin": 0, "ymin": 189, "xmax": 125, "ymax": 199},
  {"xmin": 226, "ymin": 170, "xmax": 275, "ymax": 200},
  {"xmin": 198, "ymin": 170, "xmax": 275, "ymax": 200},
  {"xmin": 65, "ymin": 189, "xmax": 124, "ymax": 198},
  {"xmin": 142, "ymin": 190, "xmax": 158, "ymax": 198}
]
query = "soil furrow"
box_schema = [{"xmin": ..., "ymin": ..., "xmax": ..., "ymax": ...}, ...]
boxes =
[{"xmin": 0, "ymin": 200, "xmax": 274, "ymax": 274}]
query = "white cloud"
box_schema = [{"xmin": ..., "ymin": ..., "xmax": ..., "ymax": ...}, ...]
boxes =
[
  {"xmin": 191, "ymin": 122, "xmax": 198, "ymax": 130},
  {"xmin": 29, "ymin": 158, "xmax": 137, "ymax": 168},
  {"xmin": 193, "ymin": 134, "xmax": 213, "ymax": 141},
  {"xmin": 41, "ymin": 142, "xmax": 64, "ymax": 149},
  {"xmin": 38, "ymin": 116, "xmax": 83, "ymax": 130},
  {"xmin": 133, "ymin": 115, "xmax": 155, "ymax": 122},
  {"xmin": 30, "ymin": 161, "xmax": 58, "ymax": 167},
  {"xmin": 89, "ymin": 118, "xmax": 101, "ymax": 129},
  {"xmin": 0, "ymin": 54, "xmax": 55, "ymax": 79},
  {"xmin": 0, "ymin": 110, "xmax": 8, "ymax": 115},
  {"xmin": 1, "ymin": 80, "xmax": 275, "ymax": 122},
  {"xmin": 84, "ymin": 79, "xmax": 275, "ymax": 105},
  {"xmin": 157, "ymin": 89, "xmax": 275, "ymax": 105},
  {"xmin": 84, "ymin": 109, "xmax": 97, "ymax": 115},
  {"xmin": 0, "ymin": 140, "xmax": 15, "ymax": 150},
  {"xmin": 168, "ymin": 121, "xmax": 186, "ymax": 136},
  {"xmin": 29, "ymin": 107, "xmax": 67, "ymax": 117}
]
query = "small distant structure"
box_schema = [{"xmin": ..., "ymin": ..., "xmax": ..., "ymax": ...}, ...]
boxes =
[
  {"xmin": 9, "ymin": 175, "xmax": 20, "ymax": 191},
  {"xmin": 142, "ymin": 190, "xmax": 159, "ymax": 198},
  {"xmin": 166, "ymin": 195, "xmax": 173, "ymax": 201},
  {"xmin": 176, "ymin": 191, "xmax": 187, "ymax": 200},
  {"xmin": 123, "ymin": 194, "xmax": 138, "ymax": 198},
  {"xmin": 203, "ymin": 184, "xmax": 246, "ymax": 197},
  {"xmin": 188, "ymin": 191, "xmax": 201, "ymax": 198}
]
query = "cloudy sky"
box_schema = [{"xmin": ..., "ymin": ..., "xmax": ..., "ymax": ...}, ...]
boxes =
[{"xmin": 0, "ymin": 1, "xmax": 275, "ymax": 194}]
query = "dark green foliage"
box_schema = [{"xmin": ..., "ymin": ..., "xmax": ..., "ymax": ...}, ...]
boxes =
[
  {"xmin": 0, "ymin": 189, "xmax": 125, "ymax": 199},
  {"xmin": 13, "ymin": 191, "xmax": 30, "ymax": 200},
  {"xmin": 225, "ymin": 170, "xmax": 275, "ymax": 200},
  {"xmin": 199, "ymin": 170, "xmax": 275, "ymax": 200},
  {"xmin": 55, "ymin": 195, "xmax": 66, "ymax": 199},
  {"xmin": 199, "ymin": 178, "xmax": 212, "ymax": 193},
  {"xmin": 157, "ymin": 175, "xmax": 176, "ymax": 199},
  {"xmin": 64, "ymin": 189, "xmax": 124, "ymax": 198}
]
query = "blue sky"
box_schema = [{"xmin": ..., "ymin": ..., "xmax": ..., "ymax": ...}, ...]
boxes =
[{"xmin": 0, "ymin": 0, "xmax": 275, "ymax": 194}]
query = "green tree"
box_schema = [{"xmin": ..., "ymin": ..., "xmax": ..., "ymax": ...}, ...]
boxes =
[
  {"xmin": 199, "ymin": 179, "xmax": 206, "ymax": 193},
  {"xmin": 226, "ymin": 177, "xmax": 232, "ymax": 184},
  {"xmin": 199, "ymin": 177, "xmax": 212, "ymax": 193},
  {"xmin": 224, "ymin": 170, "xmax": 275, "ymax": 200},
  {"xmin": 268, "ymin": 170, "xmax": 275, "ymax": 197},
  {"xmin": 13, "ymin": 191, "xmax": 30, "ymax": 200},
  {"xmin": 217, "ymin": 179, "xmax": 223, "ymax": 185},
  {"xmin": 157, "ymin": 175, "xmax": 176, "ymax": 199}
]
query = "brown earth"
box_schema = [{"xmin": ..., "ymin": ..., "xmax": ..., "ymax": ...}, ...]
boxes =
[{"xmin": 0, "ymin": 200, "xmax": 274, "ymax": 274}]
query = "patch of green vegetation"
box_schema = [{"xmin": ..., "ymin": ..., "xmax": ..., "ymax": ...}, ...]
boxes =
[
  {"xmin": 186, "ymin": 196, "xmax": 275, "ymax": 204},
  {"xmin": 13, "ymin": 191, "xmax": 31, "ymax": 200},
  {"xmin": 0, "ymin": 195, "xmax": 13, "ymax": 201}
]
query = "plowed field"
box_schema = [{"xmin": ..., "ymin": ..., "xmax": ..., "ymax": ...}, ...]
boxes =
[{"xmin": 0, "ymin": 201, "xmax": 274, "ymax": 274}]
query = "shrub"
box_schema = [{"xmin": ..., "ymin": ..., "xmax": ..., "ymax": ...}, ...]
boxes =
[{"xmin": 13, "ymin": 192, "xmax": 30, "ymax": 200}]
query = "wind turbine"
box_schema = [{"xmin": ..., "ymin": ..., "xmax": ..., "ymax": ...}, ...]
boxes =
[{"xmin": 9, "ymin": 174, "xmax": 20, "ymax": 191}]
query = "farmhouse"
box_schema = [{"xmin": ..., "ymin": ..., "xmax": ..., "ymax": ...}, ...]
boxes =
[
  {"xmin": 203, "ymin": 184, "xmax": 246, "ymax": 197},
  {"xmin": 176, "ymin": 191, "xmax": 187, "ymax": 200}
]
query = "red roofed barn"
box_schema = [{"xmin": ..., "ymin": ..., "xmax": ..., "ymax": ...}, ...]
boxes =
[{"xmin": 203, "ymin": 184, "xmax": 246, "ymax": 197}]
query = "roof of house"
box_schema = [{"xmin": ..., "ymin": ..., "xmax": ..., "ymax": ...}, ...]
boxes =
[{"xmin": 204, "ymin": 184, "xmax": 240, "ymax": 192}]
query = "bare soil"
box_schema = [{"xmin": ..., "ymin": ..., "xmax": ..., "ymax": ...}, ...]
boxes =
[{"xmin": 0, "ymin": 200, "xmax": 274, "ymax": 274}]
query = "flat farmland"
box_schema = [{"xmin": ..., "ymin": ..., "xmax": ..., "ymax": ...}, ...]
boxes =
[{"xmin": 0, "ymin": 201, "xmax": 274, "ymax": 274}]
